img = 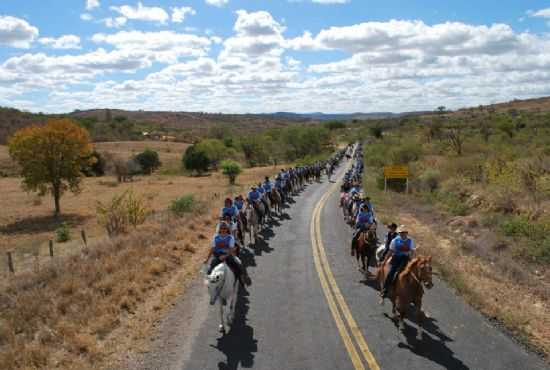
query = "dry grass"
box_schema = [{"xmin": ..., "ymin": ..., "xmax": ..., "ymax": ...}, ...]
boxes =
[
  {"xmin": 0, "ymin": 163, "xmax": 280, "ymax": 370},
  {"xmin": 368, "ymin": 177, "xmax": 550, "ymax": 360},
  {"xmin": 0, "ymin": 164, "xmax": 278, "ymax": 275}
]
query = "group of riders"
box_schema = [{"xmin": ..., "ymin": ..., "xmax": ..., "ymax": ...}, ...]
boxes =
[
  {"xmin": 341, "ymin": 144, "xmax": 417, "ymax": 298},
  {"xmin": 204, "ymin": 160, "xmax": 339, "ymax": 288}
]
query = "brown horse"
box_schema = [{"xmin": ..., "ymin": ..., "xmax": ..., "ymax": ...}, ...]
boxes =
[
  {"xmin": 378, "ymin": 256, "xmax": 434, "ymax": 339},
  {"xmin": 352, "ymin": 226, "xmax": 378, "ymax": 275},
  {"xmin": 270, "ymin": 188, "xmax": 282, "ymax": 215}
]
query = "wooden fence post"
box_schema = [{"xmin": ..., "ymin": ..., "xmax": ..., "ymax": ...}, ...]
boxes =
[
  {"xmin": 81, "ymin": 230, "xmax": 87, "ymax": 246},
  {"xmin": 7, "ymin": 252, "xmax": 14, "ymax": 273},
  {"xmin": 49, "ymin": 240, "xmax": 54, "ymax": 257}
]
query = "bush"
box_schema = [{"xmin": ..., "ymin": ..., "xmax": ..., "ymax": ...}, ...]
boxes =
[
  {"xmin": 169, "ymin": 194, "xmax": 196, "ymax": 217},
  {"xmin": 390, "ymin": 143, "xmax": 421, "ymax": 164},
  {"xmin": 369, "ymin": 126, "xmax": 383, "ymax": 139},
  {"xmin": 82, "ymin": 150, "xmax": 106, "ymax": 177},
  {"xmin": 135, "ymin": 149, "xmax": 161, "ymax": 175},
  {"xmin": 182, "ymin": 145, "xmax": 210, "ymax": 175},
  {"xmin": 419, "ymin": 169, "xmax": 441, "ymax": 192},
  {"xmin": 220, "ymin": 160, "xmax": 242, "ymax": 185},
  {"xmin": 55, "ymin": 222, "xmax": 71, "ymax": 243},
  {"xmin": 525, "ymin": 239, "xmax": 550, "ymax": 264},
  {"xmin": 434, "ymin": 191, "xmax": 469, "ymax": 216},
  {"xmin": 96, "ymin": 190, "xmax": 149, "ymax": 236},
  {"xmin": 325, "ymin": 120, "xmax": 346, "ymax": 130}
]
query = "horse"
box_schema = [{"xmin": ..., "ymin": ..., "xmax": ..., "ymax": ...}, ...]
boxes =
[
  {"xmin": 377, "ymin": 256, "xmax": 434, "ymax": 339},
  {"xmin": 352, "ymin": 226, "xmax": 378, "ymax": 275},
  {"xmin": 244, "ymin": 203, "xmax": 260, "ymax": 246},
  {"xmin": 206, "ymin": 261, "xmax": 239, "ymax": 335},
  {"xmin": 270, "ymin": 188, "xmax": 282, "ymax": 215}
]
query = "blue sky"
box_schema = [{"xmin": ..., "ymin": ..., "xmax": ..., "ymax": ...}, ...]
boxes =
[{"xmin": 1, "ymin": 0, "xmax": 550, "ymax": 113}]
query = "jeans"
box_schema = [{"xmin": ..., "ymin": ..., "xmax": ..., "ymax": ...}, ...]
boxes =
[{"xmin": 383, "ymin": 254, "xmax": 410, "ymax": 292}]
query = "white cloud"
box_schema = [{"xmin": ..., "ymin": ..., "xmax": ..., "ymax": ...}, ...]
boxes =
[
  {"xmin": 171, "ymin": 6, "xmax": 196, "ymax": 23},
  {"xmin": 529, "ymin": 8, "xmax": 550, "ymax": 18},
  {"xmin": 0, "ymin": 15, "xmax": 39, "ymax": 48},
  {"xmin": 111, "ymin": 2, "xmax": 169, "ymax": 24},
  {"xmin": 39, "ymin": 35, "xmax": 81, "ymax": 49},
  {"xmin": 205, "ymin": 0, "xmax": 229, "ymax": 7},
  {"xmin": 86, "ymin": 0, "xmax": 100, "ymax": 11},
  {"xmin": 92, "ymin": 30, "xmax": 211, "ymax": 63},
  {"xmin": 80, "ymin": 13, "xmax": 93, "ymax": 21},
  {"xmin": 102, "ymin": 17, "xmax": 128, "ymax": 28}
]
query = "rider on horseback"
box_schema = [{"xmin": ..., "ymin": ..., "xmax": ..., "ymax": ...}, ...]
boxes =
[
  {"xmin": 220, "ymin": 198, "xmax": 238, "ymax": 221},
  {"xmin": 381, "ymin": 225, "xmax": 416, "ymax": 297},
  {"xmin": 380, "ymin": 223, "xmax": 398, "ymax": 261},
  {"xmin": 351, "ymin": 204, "xmax": 374, "ymax": 256},
  {"xmin": 247, "ymin": 185, "xmax": 264, "ymax": 220},
  {"xmin": 205, "ymin": 222, "xmax": 251, "ymax": 286}
]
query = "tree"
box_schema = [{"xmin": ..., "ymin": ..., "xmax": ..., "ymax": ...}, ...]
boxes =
[
  {"xmin": 437, "ymin": 106, "xmax": 446, "ymax": 114},
  {"xmin": 182, "ymin": 145, "xmax": 210, "ymax": 175},
  {"xmin": 81, "ymin": 150, "xmax": 107, "ymax": 177},
  {"xmin": 221, "ymin": 160, "xmax": 242, "ymax": 185},
  {"xmin": 369, "ymin": 126, "xmax": 383, "ymax": 139},
  {"xmin": 325, "ymin": 120, "xmax": 346, "ymax": 130},
  {"xmin": 195, "ymin": 139, "xmax": 228, "ymax": 169},
  {"xmin": 135, "ymin": 148, "xmax": 161, "ymax": 174},
  {"xmin": 447, "ymin": 127, "xmax": 465, "ymax": 156},
  {"xmin": 8, "ymin": 118, "xmax": 92, "ymax": 216}
]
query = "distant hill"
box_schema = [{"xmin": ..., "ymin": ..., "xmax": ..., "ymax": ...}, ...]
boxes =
[{"xmin": 2, "ymin": 96, "xmax": 550, "ymax": 143}]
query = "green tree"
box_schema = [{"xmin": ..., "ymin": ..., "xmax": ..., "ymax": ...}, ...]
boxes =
[
  {"xmin": 8, "ymin": 118, "xmax": 92, "ymax": 216},
  {"xmin": 221, "ymin": 160, "xmax": 242, "ymax": 185},
  {"xmin": 135, "ymin": 148, "xmax": 161, "ymax": 174},
  {"xmin": 195, "ymin": 139, "xmax": 228, "ymax": 169},
  {"xmin": 369, "ymin": 126, "xmax": 383, "ymax": 139},
  {"xmin": 182, "ymin": 145, "xmax": 210, "ymax": 175}
]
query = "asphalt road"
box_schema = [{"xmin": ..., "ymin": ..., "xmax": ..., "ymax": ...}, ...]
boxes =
[{"xmin": 136, "ymin": 161, "xmax": 548, "ymax": 370}]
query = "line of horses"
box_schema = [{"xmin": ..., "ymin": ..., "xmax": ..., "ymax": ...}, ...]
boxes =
[
  {"xmin": 339, "ymin": 144, "xmax": 435, "ymax": 340},
  {"xmin": 206, "ymin": 151, "xmax": 347, "ymax": 334}
]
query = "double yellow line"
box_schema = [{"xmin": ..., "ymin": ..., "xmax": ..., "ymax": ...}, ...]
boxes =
[{"xmin": 310, "ymin": 170, "xmax": 380, "ymax": 370}]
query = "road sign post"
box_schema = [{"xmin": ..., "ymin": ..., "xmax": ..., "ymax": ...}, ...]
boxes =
[{"xmin": 383, "ymin": 165, "xmax": 409, "ymax": 192}]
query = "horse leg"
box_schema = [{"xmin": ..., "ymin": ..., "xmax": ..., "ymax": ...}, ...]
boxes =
[
  {"xmin": 415, "ymin": 298, "xmax": 424, "ymax": 340},
  {"xmin": 219, "ymin": 301, "xmax": 226, "ymax": 334}
]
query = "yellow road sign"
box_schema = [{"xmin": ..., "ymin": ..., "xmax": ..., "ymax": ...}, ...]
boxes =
[{"xmin": 384, "ymin": 165, "xmax": 409, "ymax": 179}]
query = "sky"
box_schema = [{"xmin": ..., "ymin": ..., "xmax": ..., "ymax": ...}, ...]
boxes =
[{"xmin": 1, "ymin": 1, "xmax": 550, "ymax": 114}]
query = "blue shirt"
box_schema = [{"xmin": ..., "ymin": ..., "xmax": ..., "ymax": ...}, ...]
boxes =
[
  {"xmin": 275, "ymin": 179, "xmax": 283, "ymax": 189},
  {"xmin": 234, "ymin": 199, "xmax": 244, "ymax": 210},
  {"xmin": 220, "ymin": 206, "xmax": 238, "ymax": 219},
  {"xmin": 211, "ymin": 234, "xmax": 235, "ymax": 255},
  {"xmin": 355, "ymin": 211, "xmax": 374, "ymax": 228},
  {"xmin": 263, "ymin": 181, "xmax": 273, "ymax": 192},
  {"xmin": 248, "ymin": 190, "xmax": 260, "ymax": 202},
  {"xmin": 390, "ymin": 236, "xmax": 416, "ymax": 257}
]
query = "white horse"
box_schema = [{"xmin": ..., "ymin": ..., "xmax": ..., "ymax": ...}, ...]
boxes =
[
  {"xmin": 206, "ymin": 261, "xmax": 239, "ymax": 335},
  {"xmin": 245, "ymin": 203, "xmax": 259, "ymax": 247}
]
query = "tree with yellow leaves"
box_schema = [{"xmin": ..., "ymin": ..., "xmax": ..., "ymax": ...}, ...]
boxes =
[{"xmin": 8, "ymin": 118, "xmax": 92, "ymax": 216}]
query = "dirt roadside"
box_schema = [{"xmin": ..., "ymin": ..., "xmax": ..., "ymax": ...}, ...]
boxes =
[{"xmin": 370, "ymin": 185, "xmax": 550, "ymax": 362}]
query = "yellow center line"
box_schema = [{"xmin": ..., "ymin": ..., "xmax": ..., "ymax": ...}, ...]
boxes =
[
  {"xmin": 310, "ymin": 200, "xmax": 365, "ymax": 370},
  {"xmin": 310, "ymin": 161, "xmax": 381, "ymax": 370}
]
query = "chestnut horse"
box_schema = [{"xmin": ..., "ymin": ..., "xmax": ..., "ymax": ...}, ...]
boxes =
[
  {"xmin": 352, "ymin": 226, "xmax": 378, "ymax": 275},
  {"xmin": 378, "ymin": 256, "xmax": 434, "ymax": 339}
]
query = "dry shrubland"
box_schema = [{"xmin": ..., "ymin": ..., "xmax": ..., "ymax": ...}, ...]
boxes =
[{"xmin": 360, "ymin": 105, "xmax": 550, "ymax": 358}]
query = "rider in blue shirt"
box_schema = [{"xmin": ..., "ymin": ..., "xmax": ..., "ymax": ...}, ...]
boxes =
[
  {"xmin": 204, "ymin": 222, "xmax": 251, "ymax": 286},
  {"xmin": 247, "ymin": 186, "xmax": 261, "ymax": 203},
  {"xmin": 220, "ymin": 198, "xmax": 238, "ymax": 220},
  {"xmin": 381, "ymin": 225, "xmax": 416, "ymax": 297},
  {"xmin": 234, "ymin": 195, "xmax": 244, "ymax": 211},
  {"xmin": 351, "ymin": 204, "xmax": 374, "ymax": 255}
]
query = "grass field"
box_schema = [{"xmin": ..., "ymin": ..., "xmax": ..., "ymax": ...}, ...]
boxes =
[{"xmin": 0, "ymin": 153, "xmax": 277, "ymax": 275}]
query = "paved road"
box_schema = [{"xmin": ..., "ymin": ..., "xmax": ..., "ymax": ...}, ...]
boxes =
[{"xmin": 137, "ymin": 161, "xmax": 548, "ymax": 370}]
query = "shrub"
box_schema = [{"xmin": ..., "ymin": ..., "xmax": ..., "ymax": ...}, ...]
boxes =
[
  {"xmin": 55, "ymin": 222, "xmax": 71, "ymax": 243},
  {"xmin": 169, "ymin": 194, "xmax": 196, "ymax": 217},
  {"xmin": 525, "ymin": 239, "xmax": 550, "ymax": 264},
  {"xmin": 390, "ymin": 143, "xmax": 421, "ymax": 165},
  {"xmin": 134, "ymin": 149, "xmax": 161, "ymax": 175},
  {"xmin": 96, "ymin": 190, "xmax": 149, "ymax": 236},
  {"xmin": 369, "ymin": 126, "xmax": 383, "ymax": 139},
  {"xmin": 220, "ymin": 160, "xmax": 242, "ymax": 185},
  {"xmin": 182, "ymin": 145, "xmax": 210, "ymax": 175},
  {"xmin": 325, "ymin": 120, "xmax": 346, "ymax": 130},
  {"xmin": 419, "ymin": 169, "xmax": 441, "ymax": 192}
]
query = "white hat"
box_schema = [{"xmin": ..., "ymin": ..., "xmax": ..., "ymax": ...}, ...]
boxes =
[{"xmin": 397, "ymin": 225, "xmax": 408, "ymax": 233}]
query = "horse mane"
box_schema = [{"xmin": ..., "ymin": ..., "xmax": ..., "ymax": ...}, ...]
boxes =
[{"xmin": 401, "ymin": 257, "xmax": 422, "ymax": 278}]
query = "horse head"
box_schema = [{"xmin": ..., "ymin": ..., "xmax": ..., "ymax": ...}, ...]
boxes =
[
  {"xmin": 207, "ymin": 264, "xmax": 226, "ymax": 305},
  {"xmin": 417, "ymin": 256, "xmax": 434, "ymax": 289}
]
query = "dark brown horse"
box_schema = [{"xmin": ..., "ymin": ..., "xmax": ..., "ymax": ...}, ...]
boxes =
[
  {"xmin": 378, "ymin": 256, "xmax": 434, "ymax": 339},
  {"xmin": 352, "ymin": 226, "xmax": 378, "ymax": 275},
  {"xmin": 270, "ymin": 188, "xmax": 282, "ymax": 215}
]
